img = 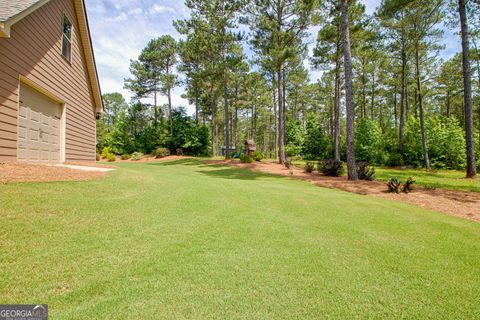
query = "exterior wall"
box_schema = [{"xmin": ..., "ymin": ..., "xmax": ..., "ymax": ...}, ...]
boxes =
[{"xmin": 0, "ymin": 0, "xmax": 96, "ymax": 163}]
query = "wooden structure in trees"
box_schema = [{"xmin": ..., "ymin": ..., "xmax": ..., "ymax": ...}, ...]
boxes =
[{"xmin": 245, "ymin": 139, "xmax": 256, "ymax": 156}]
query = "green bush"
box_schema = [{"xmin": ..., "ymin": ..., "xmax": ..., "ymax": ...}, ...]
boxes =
[
  {"xmin": 240, "ymin": 154, "xmax": 253, "ymax": 163},
  {"xmin": 304, "ymin": 161, "xmax": 315, "ymax": 173},
  {"xmin": 131, "ymin": 152, "xmax": 144, "ymax": 161},
  {"xmin": 155, "ymin": 147, "xmax": 170, "ymax": 158},
  {"xmin": 387, "ymin": 178, "xmax": 401, "ymax": 193},
  {"xmin": 404, "ymin": 116, "xmax": 466, "ymax": 169},
  {"xmin": 253, "ymin": 151, "xmax": 263, "ymax": 162},
  {"xmin": 302, "ymin": 118, "xmax": 332, "ymax": 160},
  {"xmin": 319, "ymin": 159, "xmax": 344, "ymax": 177},
  {"xmin": 285, "ymin": 120, "xmax": 306, "ymax": 157},
  {"xmin": 357, "ymin": 161, "xmax": 375, "ymax": 181},
  {"xmin": 96, "ymin": 153, "xmax": 100, "ymax": 161},
  {"xmin": 106, "ymin": 153, "xmax": 116, "ymax": 162},
  {"xmin": 121, "ymin": 154, "xmax": 131, "ymax": 160},
  {"xmin": 101, "ymin": 147, "xmax": 113, "ymax": 159}
]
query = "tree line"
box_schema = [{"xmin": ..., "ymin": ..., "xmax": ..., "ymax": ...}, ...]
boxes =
[{"xmin": 97, "ymin": 0, "xmax": 480, "ymax": 180}]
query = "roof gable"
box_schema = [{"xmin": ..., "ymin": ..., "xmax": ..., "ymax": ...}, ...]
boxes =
[{"xmin": 0, "ymin": 0, "xmax": 103, "ymax": 113}]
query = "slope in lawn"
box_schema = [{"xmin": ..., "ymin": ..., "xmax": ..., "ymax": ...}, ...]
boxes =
[{"xmin": 0, "ymin": 159, "xmax": 479, "ymax": 319}]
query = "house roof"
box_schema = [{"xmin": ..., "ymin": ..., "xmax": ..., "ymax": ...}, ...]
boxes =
[
  {"xmin": 0, "ymin": 0, "xmax": 45, "ymax": 21},
  {"xmin": 0, "ymin": 0, "xmax": 103, "ymax": 113}
]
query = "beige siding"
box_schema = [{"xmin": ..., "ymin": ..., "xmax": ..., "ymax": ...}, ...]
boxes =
[{"xmin": 0, "ymin": 0, "xmax": 96, "ymax": 162}]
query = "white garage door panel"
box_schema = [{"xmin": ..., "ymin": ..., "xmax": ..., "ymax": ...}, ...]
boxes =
[{"xmin": 18, "ymin": 84, "xmax": 62, "ymax": 164}]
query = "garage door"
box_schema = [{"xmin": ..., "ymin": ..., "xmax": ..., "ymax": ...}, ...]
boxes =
[{"xmin": 18, "ymin": 84, "xmax": 62, "ymax": 164}]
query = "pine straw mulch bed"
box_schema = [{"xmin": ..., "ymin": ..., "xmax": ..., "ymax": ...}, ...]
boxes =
[
  {"xmin": 0, "ymin": 163, "xmax": 107, "ymax": 183},
  {"xmin": 205, "ymin": 159, "xmax": 480, "ymax": 223}
]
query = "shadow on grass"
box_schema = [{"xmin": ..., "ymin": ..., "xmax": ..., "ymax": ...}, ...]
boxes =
[
  {"xmin": 197, "ymin": 167, "xmax": 286, "ymax": 181},
  {"xmin": 145, "ymin": 158, "xmax": 205, "ymax": 166}
]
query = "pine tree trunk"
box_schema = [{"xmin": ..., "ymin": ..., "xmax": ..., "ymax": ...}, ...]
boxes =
[
  {"xmin": 223, "ymin": 68, "xmax": 230, "ymax": 159},
  {"xmin": 459, "ymin": 0, "xmax": 477, "ymax": 178},
  {"xmin": 399, "ymin": 48, "xmax": 407, "ymax": 155},
  {"xmin": 168, "ymin": 87, "xmax": 173, "ymax": 135},
  {"xmin": 371, "ymin": 71, "xmax": 375, "ymax": 120},
  {"xmin": 393, "ymin": 86, "xmax": 398, "ymax": 128},
  {"xmin": 273, "ymin": 81, "xmax": 278, "ymax": 160},
  {"xmin": 415, "ymin": 46, "xmax": 430, "ymax": 169},
  {"xmin": 154, "ymin": 90, "xmax": 158, "ymax": 129},
  {"xmin": 210, "ymin": 93, "xmax": 215, "ymax": 158},
  {"xmin": 278, "ymin": 67, "xmax": 286, "ymax": 164},
  {"xmin": 195, "ymin": 86, "xmax": 199, "ymax": 124},
  {"xmin": 234, "ymin": 82, "xmax": 238, "ymax": 150},
  {"xmin": 341, "ymin": 0, "xmax": 357, "ymax": 180},
  {"xmin": 334, "ymin": 47, "xmax": 341, "ymax": 161}
]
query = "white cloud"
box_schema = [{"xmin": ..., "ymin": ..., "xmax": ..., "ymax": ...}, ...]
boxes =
[{"xmin": 151, "ymin": 4, "xmax": 175, "ymax": 14}]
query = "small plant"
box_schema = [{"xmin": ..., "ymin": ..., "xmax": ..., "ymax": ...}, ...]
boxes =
[
  {"xmin": 402, "ymin": 177, "xmax": 416, "ymax": 193},
  {"xmin": 121, "ymin": 154, "xmax": 131, "ymax": 160},
  {"xmin": 319, "ymin": 159, "xmax": 344, "ymax": 177},
  {"xmin": 96, "ymin": 153, "xmax": 100, "ymax": 161},
  {"xmin": 253, "ymin": 151, "xmax": 264, "ymax": 162},
  {"xmin": 357, "ymin": 161, "xmax": 375, "ymax": 181},
  {"xmin": 284, "ymin": 158, "xmax": 293, "ymax": 169},
  {"xmin": 387, "ymin": 178, "xmax": 401, "ymax": 194},
  {"xmin": 131, "ymin": 152, "xmax": 144, "ymax": 161},
  {"xmin": 304, "ymin": 161, "xmax": 315, "ymax": 173},
  {"xmin": 106, "ymin": 153, "xmax": 116, "ymax": 162},
  {"xmin": 101, "ymin": 147, "xmax": 113, "ymax": 159},
  {"xmin": 155, "ymin": 147, "xmax": 170, "ymax": 158},
  {"xmin": 240, "ymin": 154, "xmax": 253, "ymax": 163}
]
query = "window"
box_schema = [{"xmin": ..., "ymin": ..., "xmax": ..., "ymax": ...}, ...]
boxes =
[{"xmin": 61, "ymin": 15, "xmax": 72, "ymax": 62}]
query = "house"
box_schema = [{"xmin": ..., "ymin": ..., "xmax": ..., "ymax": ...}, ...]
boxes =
[{"xmin": 0, "ymin": 0, "xmax": 102, "ymax": 164}]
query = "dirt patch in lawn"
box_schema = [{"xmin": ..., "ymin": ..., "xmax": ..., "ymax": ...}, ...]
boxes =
[
  {"xmin": 206, "ymin": 159, "xmax": 480, "ymax": 223},
  {"xmin": 0, "ymin": 163, "xmax": 106, "ymax": 183}
]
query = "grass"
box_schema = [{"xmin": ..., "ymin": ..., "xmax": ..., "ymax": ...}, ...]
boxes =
[
  {"xmin": 0, "ymin": 158, "xmax": 479, "ymax": 319},
  {"xmin": 293, "ymin": 159, "xmax": 480, "ymax": 192},
  {"xmin": 374, "ymin": 167, "xmax": 480, "ymax": 192}
]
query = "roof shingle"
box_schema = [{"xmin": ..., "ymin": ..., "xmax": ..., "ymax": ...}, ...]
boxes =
[{"xmin": 0, "ymin": 0, "xmax": 44, "ymax": 22}]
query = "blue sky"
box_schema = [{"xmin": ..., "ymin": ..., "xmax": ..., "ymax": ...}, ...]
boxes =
[{"xmin": 86, "ymin": 0, "xmax": 461, "ymax": 115}]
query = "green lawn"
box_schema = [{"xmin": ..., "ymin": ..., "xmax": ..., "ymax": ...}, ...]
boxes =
[
  {"xmin": 375, "ymin": 167, "xmax": 480, "ymax": 192},
  {"xmin": 1, "ymin": 159, "xmax": 479, "ymax": 319},
  {"xmin": 293, "ymin": 160, "xmax": 480, "ymax": 192}
]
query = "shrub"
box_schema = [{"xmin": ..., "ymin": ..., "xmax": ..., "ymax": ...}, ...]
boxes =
[
  {"xmin": 304, "ymin": 161, "xmax": 315, "ymax": 173},
  {"xmin": 319, "ymin": 159, "xmax": 344, "ymax": 177},
  {"xmin": 404, "ymin": 116, "xmax": 466, "ymax": 169},
  {"xmin": 302, "ymin": 118, "xmax": 332, "ymax": 160},
  {"xmin": 285, "ymin": 121, "xmax": 306, "ymax": 157},
  {"xmin": 121, "ymin": 154, "xmax": 131, "ymax": 160},
  {"xmin": 240, "ymin": 154, "xmax": 253, "ymax": 163},
  {"xmin": 253, "ymin": 151, "xmax": 264, "ymax": 162},
  {"xmin": 106, "ymin": 153, "xmax": 116, "ymax": 162},
  {"xmin": 155, "ymin": 147, "xmax": 170, "ymax": 158},
  {"xmin": 96, "ymin": 153, "xmax": 100, "ymax": 161},
  {"xmin": 131, "ymin": 152, "xmax": 144, "ymax": 161},
  {"xmin": 402, "ymin": 177, "xmax": 415, "ymax": 193},
  {"xmin": 387, "ymin": 178, "xmax": 401, "ymax": 193},
  {"xmin": 101, "ymin": 146, "xmax": 113, "ymax": 159},
  {"xmin": 357, "ymin": 161, "xmax": 375, "ymax": 181}
]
